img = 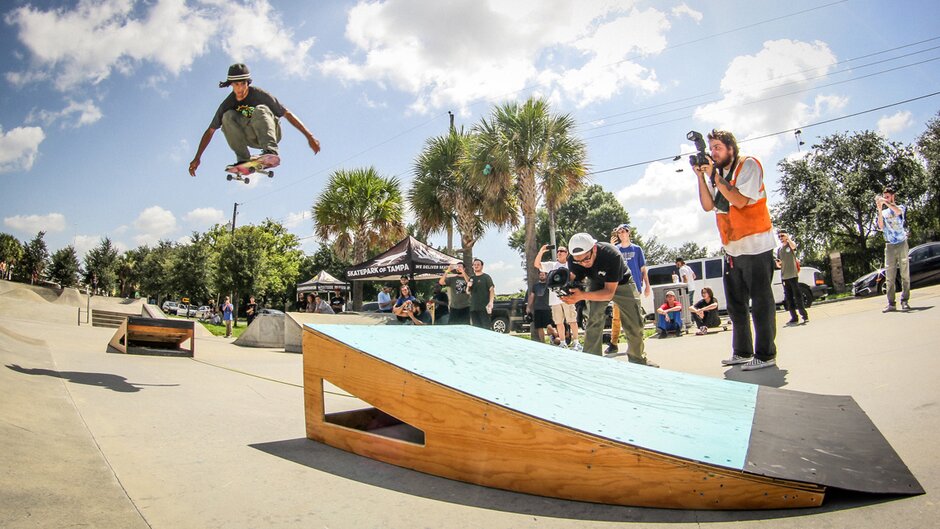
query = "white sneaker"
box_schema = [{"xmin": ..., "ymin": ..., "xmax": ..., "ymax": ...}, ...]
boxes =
[
  {"xmin": 572, "ymin": 342, "xmax": 583, "ymax": 352},
  {"xmin": 557, "ymin": 341, "xmax": 569, "ymax": 349},
  {"xmin": 721, "ymin": 354, "xmax": 750, "ymax": 366},
  {"xmin": 741, "ymin": 357, "xmax": 776, "ymax": 371}
]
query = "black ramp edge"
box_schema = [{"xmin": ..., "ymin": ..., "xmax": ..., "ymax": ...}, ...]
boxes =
[{"xmin": 746, "ymin": 387, "xmax": 924, "ymax": 495}]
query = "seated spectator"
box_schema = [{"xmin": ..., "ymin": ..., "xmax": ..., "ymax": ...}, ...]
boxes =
[
  {"xmin": 313, "ymin": 295, "xmax": 334, "ymax": 314},
  {"xmin": 304, "ymin": 293, "xmax": 316, "ymax": 313},
  {"xmin": 377, "ymin": 285, "xmax": 394, "ymax": 313},
  {"xmin": 656, "ymin": 290, "xmax": 683, "ymax": 338},
  {"xmin": 330, "ymin": 288, "xmax": 346, "ymax": 313},
  {"xmin": 526, "ymin": 270, "xmax": 553, "ymax": 344},
  {"xmin": 393, "ymin": 285, "xmax": 419, "ymax": 323},
  {"xmin": 691, "ymin": 287, "xmax": 721, "ymax": 335}
]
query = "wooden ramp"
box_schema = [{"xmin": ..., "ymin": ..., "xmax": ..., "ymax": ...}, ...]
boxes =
[
  {"xmin": 302, "ymin": 325, "xmax": 922, "ymax": 510},
  {"xmin": 107, "ymin": 316, "xmax": 194, "ymax": 357}
]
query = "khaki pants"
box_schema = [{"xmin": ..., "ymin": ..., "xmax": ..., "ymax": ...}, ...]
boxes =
[
  {"xmin": 885, "ymin": 240, "xmax": 911, "ymax": 304},
  {"xmin": 221, "ymin": 105, "xmax": 282, "ymax": 162},
  {"xmin": 583, "ymin": 282, "xmax": 648, "ymax": 364}
]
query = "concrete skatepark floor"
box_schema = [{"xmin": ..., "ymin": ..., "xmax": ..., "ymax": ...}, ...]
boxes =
[{"xmin": 1, "ymin": 279, "xmax": 937, "ymax": 528}]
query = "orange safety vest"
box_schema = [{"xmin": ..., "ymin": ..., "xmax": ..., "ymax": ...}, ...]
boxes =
[{"xmin": 715, "ymin": 156, "xmax": 772, "ymax": 246}]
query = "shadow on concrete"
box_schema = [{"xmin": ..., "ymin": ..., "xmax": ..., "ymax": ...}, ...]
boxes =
[
  {"xmin": 723, "ymin": 366, "xmax": 789, "ymax": 388},
  {"xmin": 251, "ymin": 437, "xmax": 909, "ymax": 523},
  {"xmin": 5, "ymin": 364, "xmax": 178, "ymax": 393}
]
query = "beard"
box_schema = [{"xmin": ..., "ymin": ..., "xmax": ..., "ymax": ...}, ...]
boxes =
[{"xmin": 713, "ymin": 152, "xmax": 733, "ymax": 169}]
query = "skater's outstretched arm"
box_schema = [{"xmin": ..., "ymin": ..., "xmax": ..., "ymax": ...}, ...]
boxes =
[
  {"xmin": 284, "ymin": 110, "xmax": 320, "ymax": 154},
  {"xmin": 189, "ymin": 127, "xmax": 217, "ymax": 176}
]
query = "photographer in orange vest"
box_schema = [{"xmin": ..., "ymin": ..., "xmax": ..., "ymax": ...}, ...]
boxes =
[{"xmin": 692, "ymin": 129, "xmax": 777, "ymax": 371}]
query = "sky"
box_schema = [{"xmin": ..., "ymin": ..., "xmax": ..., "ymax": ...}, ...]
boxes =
[{"xmin": 2, "ymin": 0, "xmax": 939, "ymax": 295}]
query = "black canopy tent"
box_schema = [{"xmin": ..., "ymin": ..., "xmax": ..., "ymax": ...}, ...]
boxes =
[
  {"xmin": 345, "ymin": 236, "xmax": 460, "ymax": 281},
  {"xmin": 296, "ymin": 270, "xmax": 349, "ymax": 295}
]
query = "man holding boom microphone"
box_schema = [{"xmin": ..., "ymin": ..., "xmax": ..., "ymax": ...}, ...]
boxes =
[{"xmin": 690, "ymin": 129, "xmax": 778, "ymax": 371}]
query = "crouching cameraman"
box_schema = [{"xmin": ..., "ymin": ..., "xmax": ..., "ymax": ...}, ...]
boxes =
[{"xmin": 558, "ymin": 233, "xmax": 658, "ymax": 367}]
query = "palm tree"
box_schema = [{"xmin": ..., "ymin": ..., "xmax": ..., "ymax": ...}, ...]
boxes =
[
  {"xmin": 468, "ymin": 97, "xmax": 588, "ymax": 290},
  {"xmin": 410, "ymin": 128, "xmax": 515, "ymax": 266},
  {"xmin": 313, "ymin": 167, "xmax": 406, "ymax": 309}
]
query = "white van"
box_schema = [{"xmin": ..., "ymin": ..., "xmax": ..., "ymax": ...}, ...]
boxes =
[{"xmin": 639, "ymin": 256, "xmax": 829, "ymax": 318}]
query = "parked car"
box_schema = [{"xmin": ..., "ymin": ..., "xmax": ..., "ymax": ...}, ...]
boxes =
[
  {"xmin": 175, "ymin": 304, "xmax": 196, "ymax": 317},
  {"xmin": 852, "ymin": 241, "xmax": 940, "ymax": 297},
  {"xmin": 359, "ymin": 302, "xmax": 380, "ymax": 312},
  {"xmin": 642, "ymin": 256, "xmax": 828, "ymax": 318},
  {"xmin": 162, "ymin": 300, "xmax": 178, "ymax": 313},
  {"xmin": 490, "ymin": 297, "xmax": 528, "ymax": 333},
  {"xmin": 193, "ymin": 305, "xmax": 212, "ymax": 319}
]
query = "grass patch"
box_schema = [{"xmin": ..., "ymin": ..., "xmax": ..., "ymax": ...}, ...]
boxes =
[{"xmin": 168, "ymin": 315, "xmax": 247, "ymax": 338}]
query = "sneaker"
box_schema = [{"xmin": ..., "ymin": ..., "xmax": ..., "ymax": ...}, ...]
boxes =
[
  {"xmin": 644, "ymin": 361, "xmax": 660, "ymax": 368},
  {"xmin": 657, "ymin": 330, "xmax": 668, "ymax": 339},
  {"xmin": 572, "ymin": 342, "xmax": 583, "ymax": 352},
  {"xmin": 741, "ymin": 357, "xmax": 776, "ymax": 371},
  {"xmin": 604, "ymin": 344, "xmax": 618, "ymax": 355},
  {"xmin": 557, "ymin": 341, "xmax": 569, "ymax": 349},
  {"xmin": 674, "ymin": 327, "xmax": 682, "ymax": 337},
  {"xmin": 801, "ymin": 318, "xmax": 809, "ymax": 325},
  {"xmin": 900, "ymin": 301, "xmax": 911, "ymax": 311},
  {"xmin": 721, "ymin": 354, "xmax": 750, "ymax": 366},
  {"xmin": 258, "ymin": 152, "xmax": 280, "ymax": 166},
  {"xmin": 696, "ymin": 326, "xmax": 708, "ymax": 336},
  {"xmin": 883, "ymin": 304, "xmax": 897, "ymax": 313},
  {"xmin": 784, "ymin": 319, "xmax": 799, "ymax": 327}
]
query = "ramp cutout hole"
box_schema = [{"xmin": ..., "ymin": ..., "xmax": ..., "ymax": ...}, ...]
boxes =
[{"xmin": 322, "ymin": 378, "xmax": 426, "ymax": 446}]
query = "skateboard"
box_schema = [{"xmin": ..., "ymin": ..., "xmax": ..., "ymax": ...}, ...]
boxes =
[{"xmin": 225, "ymin": 154, "xmax": 279, "ymax": 184}]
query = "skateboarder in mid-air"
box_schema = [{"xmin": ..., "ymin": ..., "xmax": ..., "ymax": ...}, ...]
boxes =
[{"xmin": 188, "ymin": 63, "xmax": 320, "ymax": 177}]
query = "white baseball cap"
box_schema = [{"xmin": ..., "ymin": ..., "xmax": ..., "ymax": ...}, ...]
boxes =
[{"xmin": 568, "ymin": 233, "xmax": 597, "ymax": 256}]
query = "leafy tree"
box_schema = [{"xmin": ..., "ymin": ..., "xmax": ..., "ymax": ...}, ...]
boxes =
[
  {"xmin": 774, "ymin": 130, "xmax": 926, "ymax": 280},
  {"xmin": 640, "ymin": 235, "xmax": 671, "ymax": 265},
  {"xmin": 84, "ymin": 237, "xmax": 120, "ymax": 294},
  {"xmin": 19, "ymin": 232, "xmax": 49, "ymax": 284},
  {"xmin": 468, "ymin": 97, "xmax": 587, "ymax": 297},
  {"xmin": 671, "ymin": 242, "xmax": 710, "ymax": 262},
  {"xmin": 117, "ymin": 246, "xmax": 151, "ymax": 298},
  {"xmin": 137, "ymin": 241, "xmax": 176, "ymax": 303},
  {"xmin": 411, "ymin": 128, "xmax": 515, "ymax": 265},
  {"xmin": 313, "ymin": 167, "xmax": 406, "ymax": 309},
  {"xmin": 170, "ymin": 233, "xmax": 213, "ymax": 305},
  {"xmin": 0, "ymin": 232, "xmax": 23, "ymax": 267},
  {"xmin": 48, "ymin": 245, "xmax": 81, "ymax": 288},
  {"xmin": 509, "ymin": 185, "xmax": 632, "ymax": 256},
  {"xmin": 915, "ymin": 110, "xmax": 940, "ymax": 240}
]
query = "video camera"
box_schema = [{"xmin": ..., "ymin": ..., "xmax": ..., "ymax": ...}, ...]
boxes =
[
  {"xmin": 545, "ymin": 267, "xmax": 584, "ymax": 298},
  {"xmin": 687, "ymin": 130, "xmax": 710, "ymax": 167}
]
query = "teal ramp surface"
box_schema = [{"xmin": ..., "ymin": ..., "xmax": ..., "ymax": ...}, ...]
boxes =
[{"xmin": 308, "ymin": 324, "xmax": 758, "ymax": 470}]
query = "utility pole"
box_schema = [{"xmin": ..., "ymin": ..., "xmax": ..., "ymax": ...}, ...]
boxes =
[
  {"xmin": 231, "ymin": 202, "xmax": 240, "ymax": 235},
  {"xmin": 448, "ymin": 110, "xmax": 455, "ymax": 133}
]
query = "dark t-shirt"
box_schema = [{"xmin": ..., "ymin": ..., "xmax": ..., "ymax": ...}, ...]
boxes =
[
  {"xmin": 330, "ymin": 296, "xmax": 345, "ymax": 313},
  {"xmin": 245, "ymin": 302, "xmax": 257, "ymax": 321},
  {"xmin": 528, "ymin": 283, "xmax": 550, "ymax": 311},
  {"xmin": 694, "ymin": 297, "xmax": 721, "ymax": 327},
  {"xmin": 210, "ymin": 87, "xmax": 287, "ymax": 129},
  {"xmin": 431, "ymin": 292, "xmax": 449, "ymax": 317},
  {"xmin": 567, "ymin": 242, "xmax": 631, "ymax": 287},
  {"xmin": 444, "ymin": 275, "xmax": 471, "ymax": 309},
  {"xmin": 469, "ymin": 273, "xmax": 494, "ymax": 311}
]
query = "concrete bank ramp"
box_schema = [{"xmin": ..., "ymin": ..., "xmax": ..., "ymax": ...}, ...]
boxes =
[
  {"xmin": 285, "ymin": 311, "xmax": 395, "ymax": 353},
  {"xmin": 0, "ymin": 287, "xmax": 50, "ymax": 304},
  {"xmin": 55, "ymin": 287, "xmax": 88, "ymax": 307},
  {"xmin": 234, "ymin": 314, "xmax": 285, "ymax": 348}
]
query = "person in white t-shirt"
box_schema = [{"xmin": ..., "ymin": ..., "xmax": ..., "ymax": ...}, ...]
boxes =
[
  {"xmin": 693, "ymin": 129, "xmax": 777, "ymax": 371},
  {"xmin": 534, "ymin": 244, "xmax": 581, "ymax": 351},
  {"xmin": 675, "ymin": 257, "xmax": 696, "ymax": 303}
]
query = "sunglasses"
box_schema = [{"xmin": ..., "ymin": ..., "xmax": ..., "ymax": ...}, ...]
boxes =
[{"xmin": 572, "ymin": 247, "xmax": 595, "ymax": 263}]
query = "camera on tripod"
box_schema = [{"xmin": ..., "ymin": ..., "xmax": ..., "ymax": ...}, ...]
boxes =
[
  {"xmin": 687, "ymin": 130, "xmax": 710, "ymax": 167},
  {"xmin": 545, "ymin": 267, "xmax": 584, "ymax": 297}
]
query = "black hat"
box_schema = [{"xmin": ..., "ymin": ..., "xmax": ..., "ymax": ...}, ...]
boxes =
[{"xmin": 219, "ymin": 63, "xmax": 251, "ymax": 88}]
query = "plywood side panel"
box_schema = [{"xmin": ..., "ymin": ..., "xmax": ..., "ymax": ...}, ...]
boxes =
[{"xmin": 302, "ymin": 329, "xmax": 823, "ymax": 510}]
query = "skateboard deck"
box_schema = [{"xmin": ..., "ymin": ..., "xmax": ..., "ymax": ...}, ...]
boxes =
[{"xmin": 225, "ymin": 154, "xmax": 279, "ymax": 184}]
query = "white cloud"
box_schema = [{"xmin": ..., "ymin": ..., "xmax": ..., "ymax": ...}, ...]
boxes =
[
  {"xmin": 671, "ymin": 3, "xmax": 703, "ymax": 23},
  {"xmin": 0, "ymin": 126, "xmax": 45, "ymax": 172},
  {"xmin": 3, "ymin": 212, "xmax": 67, "ymax": 234},
  {"xmin": 484, "ymin": 259, "xmax": 525, "ymax": 294},
  {"xmin": 693, "ymin": 39, "xmax": 841, "ymax": 153},
  {"xmin": 183, "ymin": 207, "xmax": 225, "ymax": 226},
  {"xmin": 5, "ymin": 0, "xmax": 313, "ymax": 91},
  {"xmin": 616, "ymin": 155, "xmax": 721, "ymax": 254},
  {"xmin": 133, "ymin": 205, "xmax": 177, "ymax": 245},
  {"xmin": 284, "ymin": 210, "xmax": 310, "ymax": 229},
  {"xmin": 72, "ymin": 235, "xmax": 101, "ymax": 259},
  {"xmin": 26, "ymin": 99, "xmax": 103, "ymax": 129},
  {"xmin": 877, "ymin": 110, "xmax": 914, "ymax": 137},
  {"xmin": 321, "ymin": 0, "xmax": 682, "ymax": 113}
]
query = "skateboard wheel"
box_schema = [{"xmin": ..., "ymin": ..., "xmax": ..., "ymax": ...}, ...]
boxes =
[
  {"xmin": 226, "ymin": 174, "xmax": 233, "ymax": 181},
  {"xmin": 268, "ymin": 171, "xmax": 274, "ymax": 178},
  {"xmin": 244, "ymin": 177, "xmax": 250, "ymax": 184}
]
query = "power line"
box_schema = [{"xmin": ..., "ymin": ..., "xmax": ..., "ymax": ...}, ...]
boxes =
[
  {"xmin": 581, "ymin": 56, "xmax": 940, "ymax": 141},
  {"xmin": 587, "ymin": 90, "xmax": 940, "ymax": 177},
  {"xmin": 581, "ymin": 37, "xmax": 940, "ymax": 132}
]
